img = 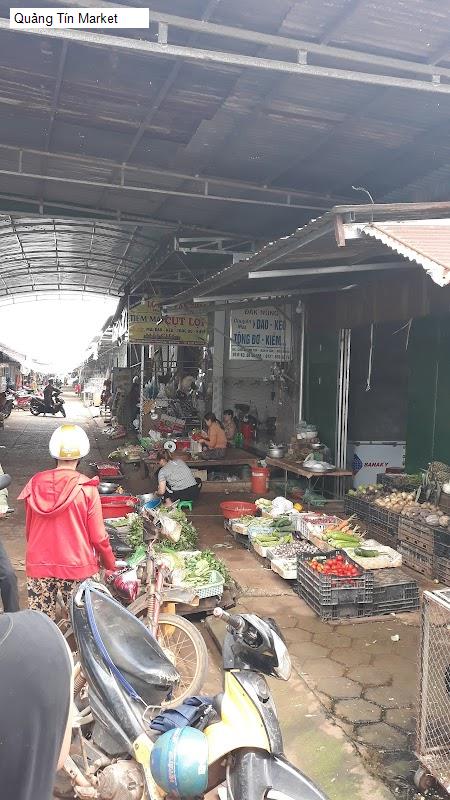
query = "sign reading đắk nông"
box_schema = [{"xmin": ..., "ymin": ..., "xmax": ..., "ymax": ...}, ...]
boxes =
[{"xmin": 229, "ymin": 306, "xmax": 292, "ymax": 360}]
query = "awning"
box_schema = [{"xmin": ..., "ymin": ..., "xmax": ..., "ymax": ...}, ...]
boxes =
[{"xmin": 361, "ymin": 219, "xmax": 450, "ymax": 287}]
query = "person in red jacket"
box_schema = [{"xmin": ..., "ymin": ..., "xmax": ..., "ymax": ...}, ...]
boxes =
[{"xmin": 19, "ymin": 424, "xmax": 117, "ymax": 620}]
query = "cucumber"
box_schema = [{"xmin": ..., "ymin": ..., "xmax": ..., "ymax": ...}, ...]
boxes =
[{"xmin": 354, "ymin": 547, "xmax": 381, "ymax": 558}]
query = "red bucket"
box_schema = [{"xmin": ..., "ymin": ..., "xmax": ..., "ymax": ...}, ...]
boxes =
[{"xmin": 220, "ymin": 501, "xmax": 257, "ymax": 519}]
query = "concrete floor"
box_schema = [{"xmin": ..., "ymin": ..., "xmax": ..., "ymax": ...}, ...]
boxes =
[{"xmin": 0, "ymin": 394, "xmax": 430, "ymax": 799}]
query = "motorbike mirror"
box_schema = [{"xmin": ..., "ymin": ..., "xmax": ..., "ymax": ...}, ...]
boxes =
[{"xmin": 0, "ymin": 474, "xmax": 11, "ymax": 490}]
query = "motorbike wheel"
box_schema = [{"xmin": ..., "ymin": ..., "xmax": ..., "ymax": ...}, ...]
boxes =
[
  {"xmin": 60, "ymin": 406, "xmax": 66, "ymax": 418},
  {"xmin": 131, "ymin": 602, "xmax": 208, "ymax": 707},
  {"xmin": 30, "ymin": 404, "xmax": 41, "ymax": 416}
]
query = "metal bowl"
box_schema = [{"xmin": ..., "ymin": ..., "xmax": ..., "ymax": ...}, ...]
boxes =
[
  {"xmin": 268, "ymin": 446, "xmax": 286, "ymax": 459},
  {"xmin": 98, "ymin": 482, "xmax": 120, "ymax": 494},
  {"xmin": 302, "ymin": 460, "xmax": 335, "ymax": 472}
]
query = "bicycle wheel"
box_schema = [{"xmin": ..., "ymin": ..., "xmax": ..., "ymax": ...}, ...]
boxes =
[{"xmin": 131, "ymin": 600, "xmax": 209, "ymax": 707}]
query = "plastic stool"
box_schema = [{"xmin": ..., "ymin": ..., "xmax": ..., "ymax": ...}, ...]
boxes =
[{"xmin": 178, "ymin": 500, "xmax": 193, "ymax": 512}]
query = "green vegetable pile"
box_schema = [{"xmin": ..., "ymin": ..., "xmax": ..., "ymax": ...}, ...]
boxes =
[
  {"xmin": 182, "ymin": 550, "xmax": 230, "ymax": 587},
  {"xmin": 128, "ymin": 514, "xmax": 144, "ymax": 549},
  {"xmin": 156, "ymin": 506, "xmax": 198, "ymax": 551}
]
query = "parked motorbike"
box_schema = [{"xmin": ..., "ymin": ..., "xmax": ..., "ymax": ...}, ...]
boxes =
[
  {"xmin": 12, "ymin": 389, "xmax": 32, "ymax": 410},
  {"xmin": 30, "ymin": 391, "xmax": 66, "ymax": 417},
  {"xmin": 0, "ymin": 392, "xmax": 15, "ymax": 418},
  {"xmin": 104, "ymin": 512, "xmax": 209, "ymax": 706},
  {"xmin": 59, "ymin": 580, "xmax": 180, "ymax": 800},
  {"xmin": 195, "ymin": 607, "xmax": 328, "ymax": 800}
]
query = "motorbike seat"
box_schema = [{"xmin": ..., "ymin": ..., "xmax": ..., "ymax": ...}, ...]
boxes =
[{"xmin": 86, "ymin": 587, "xmax": 179, "ymax": 704}]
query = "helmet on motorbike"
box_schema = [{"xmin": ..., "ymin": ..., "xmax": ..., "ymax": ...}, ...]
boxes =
[
  {"xmin": 150, "ymin": 727, "xmax": 208, "ymax": 797},
  {"xmin": 49, "ymin": 424, "xmax": 90, "ymax": 460}
]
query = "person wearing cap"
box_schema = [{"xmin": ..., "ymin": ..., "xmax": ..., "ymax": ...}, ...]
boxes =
[{"xmin": 18, "ymin": 424, "xmax": 117, "ymax": 620}]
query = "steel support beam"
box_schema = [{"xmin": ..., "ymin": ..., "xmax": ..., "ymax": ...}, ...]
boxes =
[
  {"xmin": 191, "ymin": 284, "xmax": 356, "ymax": 304},
  {"xmin": 0, "ymin": 18, "xmax": 449, "ymax": 94},
  {"xmin": 125, "ymin": 234, "xmax": 176, "ymax": 294},
  {"xmin": 248, "ymin": 260, "xmax": 413, "ymax": 278},
  {"xmin": 165, "ymin": 220, "xmax": 335, "ymax": 306},
  {"xmin": 0, "ymin": 165, "xmax": 332, "ymax": 211},
  {"xmin": 21, "ymin": 6, "xmax": 450, "ymax": 84},
  {"xmin": 0, "ymin": 144, "xmax": 343, "ymax": 210}
]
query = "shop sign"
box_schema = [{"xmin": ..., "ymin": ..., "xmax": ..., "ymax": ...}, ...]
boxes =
[
  {"xmin": 128, "ymin": 302, "xmax": 208, "ymax": 345},
  {"xmin": 229, "ymin": 306, "xmax": 292, "ymax": 361}
]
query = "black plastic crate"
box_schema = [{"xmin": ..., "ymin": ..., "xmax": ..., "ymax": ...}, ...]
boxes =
[
  {"xmin": 344, "ymin": 496, "xmax": 371, "ymax": 521},
  {"xmin": 296, "ymin": 549, "xmax": 374, "ymax": 606},
  {"xmin": 372, "ymin": 568, "xmax": 419, "ymax": 603},
  {"xmin": 294, "ymin": 583, "xmax": 371, "ymax": 621},
  {"xmin": 369, "ymin": 504, "xmax": 401, "ymax": 532},
  {"xmin": 366, "ymin": 520, "xmax": 398, "ymax": 548},
  {"xmin": 398, "ymin": 518, "xmax": 434, "ymax": 555},
  {"xmin": 433, "ymin": 529, "xmax": 450, "ymax": 560},
  {"xmin": 399, "ymin": 542, "xmax": 434, "ymax": 578},
  {"xmin": 370, "ymin": 596, "xmax": 420, "ymax": 615},
  {"xmin": 377, "ymin": 473, "xmax": 421, "ymax": 493},
  {"xmin": 434, "ymin": 556, "xmax": 450, "ymax": 585}
]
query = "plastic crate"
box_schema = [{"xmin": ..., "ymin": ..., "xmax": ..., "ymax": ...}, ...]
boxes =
[
  {"xmin": 434, "ymin": 556, "xmax": 450, "ymax": 585},
  {"xmin": 399, "ymin": 518, "xmax": 434, "ymax": 555},
  {"xmin": 296, "ymin": 513, "xmax": 340, "ymax": 538},
  {"xmin": 296, "ymin": 550, "xmax": 374, "ymax": 606},
  {"xmin": 369, "ymin": 504, "xmax": 401, "ymax": 532},
  {"xmin": 344, "ymin": 496, "xmax": 371, "ymax": 521},
  {"xmin": 399, "ymin": 542, "xmax": 434, "ymax": 578},
  {"xmin": 295, "ymin": 583, "xmax": 370, "ymax": 621},
  {"xmin": 377, "ymin": 473, "xmax": 421, "ymax": 493},
  {"xmin": 366, "ymin": 520, "xmax": 398, "ymax": 548},
  {"xmin": 370, "ymin": 596, "xmax": 420, "ymax": 615},
  {"xmin": 372, "ymin": 568, "xmax": 419, "ymax": 603},
  {"xmin": 433, "ymin": 529, "xmax": 450, "ymax": 560}
]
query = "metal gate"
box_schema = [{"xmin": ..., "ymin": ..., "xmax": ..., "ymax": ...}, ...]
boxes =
[{"xmin": 417, "ymin": 589, "xmax": 450, "ymax": 792}]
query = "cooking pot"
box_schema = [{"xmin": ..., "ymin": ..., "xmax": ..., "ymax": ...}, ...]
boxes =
[{"xmin": 268, "ymin": 445, "xmax": 285, "ymax": 459}]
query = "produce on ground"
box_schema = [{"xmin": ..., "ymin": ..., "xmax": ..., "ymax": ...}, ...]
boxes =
[
  {"xmin": 269, "ymin": 540, "xmax": 317, "ymax": 558},
  {"xmin": 308, "ymin": 553, "xmax": 361, "ymax": 577},
  {"xmin": 302, "ymin": 488, "xmax": 326, "ymax": 507},
  {"xmin": 401, "ymin": 501, "xmax": 450, "ymax": 528}
]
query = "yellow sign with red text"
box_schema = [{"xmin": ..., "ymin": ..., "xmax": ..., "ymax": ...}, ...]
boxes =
[{"xmin": 128, "ymin": 302, "xmax": 208, "ymax": 345}]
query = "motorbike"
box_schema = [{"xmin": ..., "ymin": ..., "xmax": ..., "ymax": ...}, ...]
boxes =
[
  {"xmin": 60, "ymin": 583, "xmax": 328, "ymax": 800},
  {"xmin": 0, "ymin": 391, "xmax": 15, "ymax": 418},
  {"xmin": 59, "ymin": 580, "xmax": 180, "ymax": 800},
  {"xmin": 30, "ymin": 390, "xmax": 66, "ymax": 417},
  {"xmin": 12, "ymin": 389, "xmax": 32, "ymax": 410}
]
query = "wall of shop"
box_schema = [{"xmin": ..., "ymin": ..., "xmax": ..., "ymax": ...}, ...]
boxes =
[
  {"xmin": 304, "ymin": 331, "xmax": 338, "ymax": 459},
  {"xmin": 406, "ymin": 314, "xmax": 450, "ymax": 472},
  {"xmin": 348, "ymin": 322, "xmax": 408, "ymax": 441}
]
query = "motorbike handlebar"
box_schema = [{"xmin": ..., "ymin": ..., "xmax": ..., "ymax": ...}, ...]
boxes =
[{"xmin": 213, "ymin": 607, "xmax": 245, "ymax": 633}]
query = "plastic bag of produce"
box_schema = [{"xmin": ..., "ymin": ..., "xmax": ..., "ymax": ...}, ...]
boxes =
[{"xmin": 270, "ymin": 496, "xmax": 294, "ymax": 517}]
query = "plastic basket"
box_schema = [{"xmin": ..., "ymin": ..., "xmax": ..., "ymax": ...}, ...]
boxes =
[
  {"xmin": 399, "ymin": 542, "xmax": 434, "ymax": 577},
  {"xmin": 296, "ymin": 549, "xmax": 374, "ymax": 606},
  {"xmin": 434, "ymin": 530, "xmax": 450, "ymax": 560},
  {"xmin": 372, "ymin": 568, "xmax": 419, "ymax": 603},
  {"xmin": 195, "ymin": 581, "xmax": 224, "ymax": 599},
  {"xmin": 296, "ymin": 513, "xmax": 340, "ymax": 539}
]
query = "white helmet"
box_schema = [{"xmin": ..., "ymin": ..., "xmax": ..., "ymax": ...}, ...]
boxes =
[{"xmin": 49, "ymin": 424, "xmax": 90, "ymax": 461}]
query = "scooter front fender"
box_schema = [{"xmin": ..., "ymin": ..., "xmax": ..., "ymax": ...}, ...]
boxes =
[{"xmin": 227, "ymin": 748, "xmax": 328, "ymax": 800}]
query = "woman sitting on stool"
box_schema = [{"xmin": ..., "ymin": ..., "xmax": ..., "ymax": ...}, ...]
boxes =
[
  {"xmin": 199, "ymin": 412, "xmax": 227, "ymax": 460},
  {"xmin": 156, "ymin": 450, "xmax": 202, "ymax": 507}
]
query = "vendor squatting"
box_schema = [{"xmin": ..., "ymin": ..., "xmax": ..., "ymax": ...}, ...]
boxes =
[{"xmin": 14, "ymin": 11, "xmax": 119, "ymax": 25}]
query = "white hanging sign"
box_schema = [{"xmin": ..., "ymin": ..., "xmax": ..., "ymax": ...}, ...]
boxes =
[{"xmin": 229, "ymin": 306, "xmax": 292, "ymax": 361}]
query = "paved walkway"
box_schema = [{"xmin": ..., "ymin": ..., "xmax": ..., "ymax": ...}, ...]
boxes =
[{"xmin": 0, "ymin": 396, "xmax": 421, "ymax": 799}]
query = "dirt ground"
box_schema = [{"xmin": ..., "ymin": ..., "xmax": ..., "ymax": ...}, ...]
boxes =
[{"xmin": 0, "ymin": 393, "xmax": 434, "ymax": 799}]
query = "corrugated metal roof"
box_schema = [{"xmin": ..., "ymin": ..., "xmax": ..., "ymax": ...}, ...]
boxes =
[{"xmin": 362, "ymin": 219, "xmax": 450, "ymax": 287}]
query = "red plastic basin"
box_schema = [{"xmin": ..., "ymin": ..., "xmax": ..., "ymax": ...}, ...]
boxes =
[
  {"xmin": 220, "ymin": 501, "xmax": 257, "ymax": 520},
  {"xmin": 101, "ymin": 495, "xmax": 138, "ymax": 519}
]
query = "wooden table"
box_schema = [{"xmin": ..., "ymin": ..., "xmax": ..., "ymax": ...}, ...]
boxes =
[
  {"xmin": 265, "ymin": 456, "xmax": 352, "ymax": 499},
  {"xmin": 140, "ymin": 447, "xmax": 258, "ymax": 483}
]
